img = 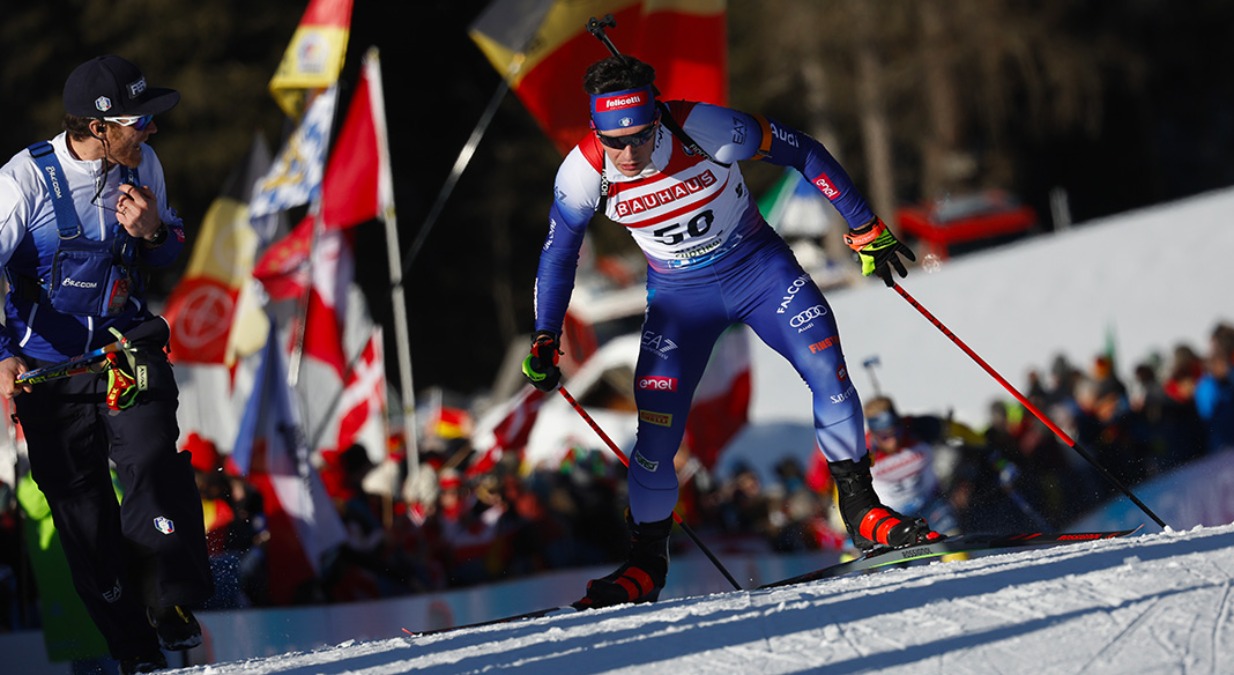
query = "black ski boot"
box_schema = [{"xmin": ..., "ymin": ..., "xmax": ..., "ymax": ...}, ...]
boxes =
[
  {"xmin": 119, "ymin": 648, "xmax": 168, "ymax": 675},
  {"xmin": 575, "ymin": 515, "xmax": 672, "ymax": 610},
  {"xmin": 830, "ymin": 455, "xmax": 943, "ymax": 552},
  {"xmin": 147, "ymin": 604, "xmax": 202, "ymax": 651}
]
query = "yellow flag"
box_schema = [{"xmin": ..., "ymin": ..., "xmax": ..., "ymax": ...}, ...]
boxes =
[{"xmin": 269, "ymin": 0, "xmax": 353, "ymax": 119}]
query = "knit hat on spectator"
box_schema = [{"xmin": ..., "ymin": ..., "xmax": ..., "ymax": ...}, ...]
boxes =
[{"xmin": 64, "ymin": 55, "xmax": 179, "ymax": 118}]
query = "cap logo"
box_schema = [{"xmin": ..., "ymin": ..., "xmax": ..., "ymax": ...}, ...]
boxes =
[
  {"xmin": 94, "ymin": 96, "xmax": 113, "ymax": 113},
  {"xmin": 127, "ymin": 77, "xmax": 147, "ymax": 99},
  {"xmin": 590, "ymin": 85, "xmax": 657, "ymax": 132},
  {"xmin": 597, "ymin": 92, "xmax": 648, "ymax": 111}
]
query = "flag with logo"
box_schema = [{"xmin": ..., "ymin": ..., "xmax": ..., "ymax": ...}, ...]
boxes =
[
  {"xmin": 163, "ymin": 134, "xmax": 272, "ymax": 366},
  {"xmin": 249, "ymin": 85, "xmax": 338, "ymax": 225},
  {"xmin": 269, "ymin": 0, "xmax": 354, "ymax": 119},
  {"xmin": 252, "ymin": 214, "xmax": 313, "ymax": 301},
  {"xmin": 232, "ymin": 324, "xmax": 348, "ymax": 605},
  {"xmin": 469, "ymin": 0, "xmax": 728, "ymax": 154}
]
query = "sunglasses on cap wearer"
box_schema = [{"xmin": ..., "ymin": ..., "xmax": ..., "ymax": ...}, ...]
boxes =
[
  {"xmin": 596, "ymin": 122, "xmax": 657, "ymax": 150},
  {"xmin": 103, "ymin": 114, "xmax": 155, "ymax": 131}
]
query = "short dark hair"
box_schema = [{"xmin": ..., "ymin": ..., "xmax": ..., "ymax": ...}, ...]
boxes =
[
  {"xmin": 584, "ymin": 56, "xmax": 656, "ymax": 95},
  {"xmin": 62, "ymin": 114, "xmax": 98, "ymax": 142}
]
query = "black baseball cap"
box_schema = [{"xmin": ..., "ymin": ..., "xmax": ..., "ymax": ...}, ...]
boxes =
[{"xmin": 63, "ymin": 55, "xmax": 180, "ymax": 118}]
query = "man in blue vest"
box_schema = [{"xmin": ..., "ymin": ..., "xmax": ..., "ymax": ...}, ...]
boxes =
[{"xmin": 0, "ymin": 55, "xmax": 211, "ymax": 674}]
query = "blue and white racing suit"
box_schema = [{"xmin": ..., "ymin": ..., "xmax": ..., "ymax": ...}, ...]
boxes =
[
  {"xmin": 534, "ymin": 101, "xmax": 878, "ymax": 524},
  {"xmin": 0, "ymin": 132, "xmax": 185, "ymax": 362}
]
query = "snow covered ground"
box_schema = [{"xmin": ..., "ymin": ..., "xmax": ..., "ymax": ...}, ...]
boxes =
[{"xmin": 171, "ymin": 523, "xmax": 1233, "ymax": 674}]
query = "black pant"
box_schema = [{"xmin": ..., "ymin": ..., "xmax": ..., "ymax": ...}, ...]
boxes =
[{"xmin": 17, "ymin": 354, "xmax": 212, "ymax": 660}]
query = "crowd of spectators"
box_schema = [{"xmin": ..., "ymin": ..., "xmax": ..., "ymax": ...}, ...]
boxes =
[{"xmin": 0, "ymin": 322, "xmax": 1231, "ymax": 621}]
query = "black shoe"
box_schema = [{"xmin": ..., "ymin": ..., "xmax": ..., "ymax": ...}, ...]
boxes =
[
  {"xmin": 147, "ymin": 605, "xmax": 203, "ymax": 650},
  {"xmin": 119, "ymin": 650, "xmax": 168, "ymax": 674},
  {"xmin": 830, "ymin": 456, "xmax": 944, "ymax": 551},
  {"xmin": 575, "ymin": 515, "xmax": 671, "ymax": 610}
]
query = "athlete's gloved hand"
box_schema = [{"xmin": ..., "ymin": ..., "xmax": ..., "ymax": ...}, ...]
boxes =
[
  {"xmin": 843, "ymin": 217, "xmax": 916, "ymax": 287},
  {"xmin": 521, "ymin": 331, "xmax": 562, "ymax": 392}
]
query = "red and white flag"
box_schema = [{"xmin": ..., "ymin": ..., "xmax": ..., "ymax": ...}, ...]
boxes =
[
  {"xmin": 252, "ymin": 215, "xmax": 312, "ymax": 301},
  {"xmin": 467, "ymin": 385, "xmax": 547, "ymax": 477},
  {"xmin": 300, "ymin": 227, "xmax": 353, "ymax": 378},
  {"xmin": 334, "ymin": 327, "xmax": 388, "ymax": 453},
  {"xmin": 294, "ymin": 225, "xmax": 387, "ymax": 460},
  {"xmin": 291, "ymin": 46, "xmax": 395, "ymax": 463},
  {"xmin": 686, "ymin": 325, "xmax": 751, "ymax": 469},
  {"xmin": 321, "ymin": 47, "xmax": 394, "ymax": 230}
]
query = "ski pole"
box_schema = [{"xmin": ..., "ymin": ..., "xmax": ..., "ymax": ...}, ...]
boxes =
[
  {"xmin": 557, "ymin": 385, "xmax": 743, "ymax": 590},
  {"xmin": 890, "ymin": 282, "xmax": 1168, "ymax": 529},
  {"xmin": 14, "ymin": 339, "xmax": 125, "ymax": 386}
]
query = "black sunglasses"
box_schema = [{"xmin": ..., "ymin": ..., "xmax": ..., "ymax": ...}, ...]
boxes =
[{"xmin": 596, "ymin": 123, "xmax": 658, "ymax": 150}]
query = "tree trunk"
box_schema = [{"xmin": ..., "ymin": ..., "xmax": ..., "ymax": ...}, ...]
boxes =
[
  {"xmin": 853, "ymin": 5, "xmax": 897, "ymax": 229},
  {"xmin": 918, "ymin": 0, "xmax": 966, "ymax": 200}
]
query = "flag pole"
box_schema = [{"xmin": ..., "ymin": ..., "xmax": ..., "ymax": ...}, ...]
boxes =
[
  {"xmin": 384, "ymin": 158, "xmax": 419, "ymax": 480},
  {"xmin": 286, "ymin": 208, "xmax": 320, "ymax": 388},
  {"xmin": 364, "ymin": 47, "xmax": 421, "ymax": 480},
  {"xmin": 388, "ymin": 50, "xmax": 527, "ymax": 479}
]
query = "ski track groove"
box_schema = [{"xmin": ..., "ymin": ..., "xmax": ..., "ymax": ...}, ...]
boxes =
[
  {"xmin": 1076, "ymin": 595, "xmax": 1162, "ymax": 674},
  {"xmin": 1206, "ymin": 581, "xmax": 1232, "ymax": 675}
]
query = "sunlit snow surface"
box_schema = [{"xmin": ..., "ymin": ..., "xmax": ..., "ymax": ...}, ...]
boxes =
[{"xmin": 177, "ymin": 523, "xmax": 1233, "ymax": 674}]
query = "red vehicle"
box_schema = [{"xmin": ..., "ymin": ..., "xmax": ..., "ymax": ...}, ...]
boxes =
[{"xmin": 896, "ymin": 190, "xmax": 1038, "ymax": 260}]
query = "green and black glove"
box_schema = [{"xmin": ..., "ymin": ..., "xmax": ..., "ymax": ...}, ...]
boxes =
[
  {"xmin": 521, "ymin": 331, "xmax": 562, "ymax": 392},
  {"xmin": 844, "ymin": 217, "xmax": 916, "ymax": 287}
]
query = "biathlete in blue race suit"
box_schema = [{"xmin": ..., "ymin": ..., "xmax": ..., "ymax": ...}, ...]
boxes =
[{"xmin": 521, "ymin": 55, "xmax": 943, "ymax": 610}]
